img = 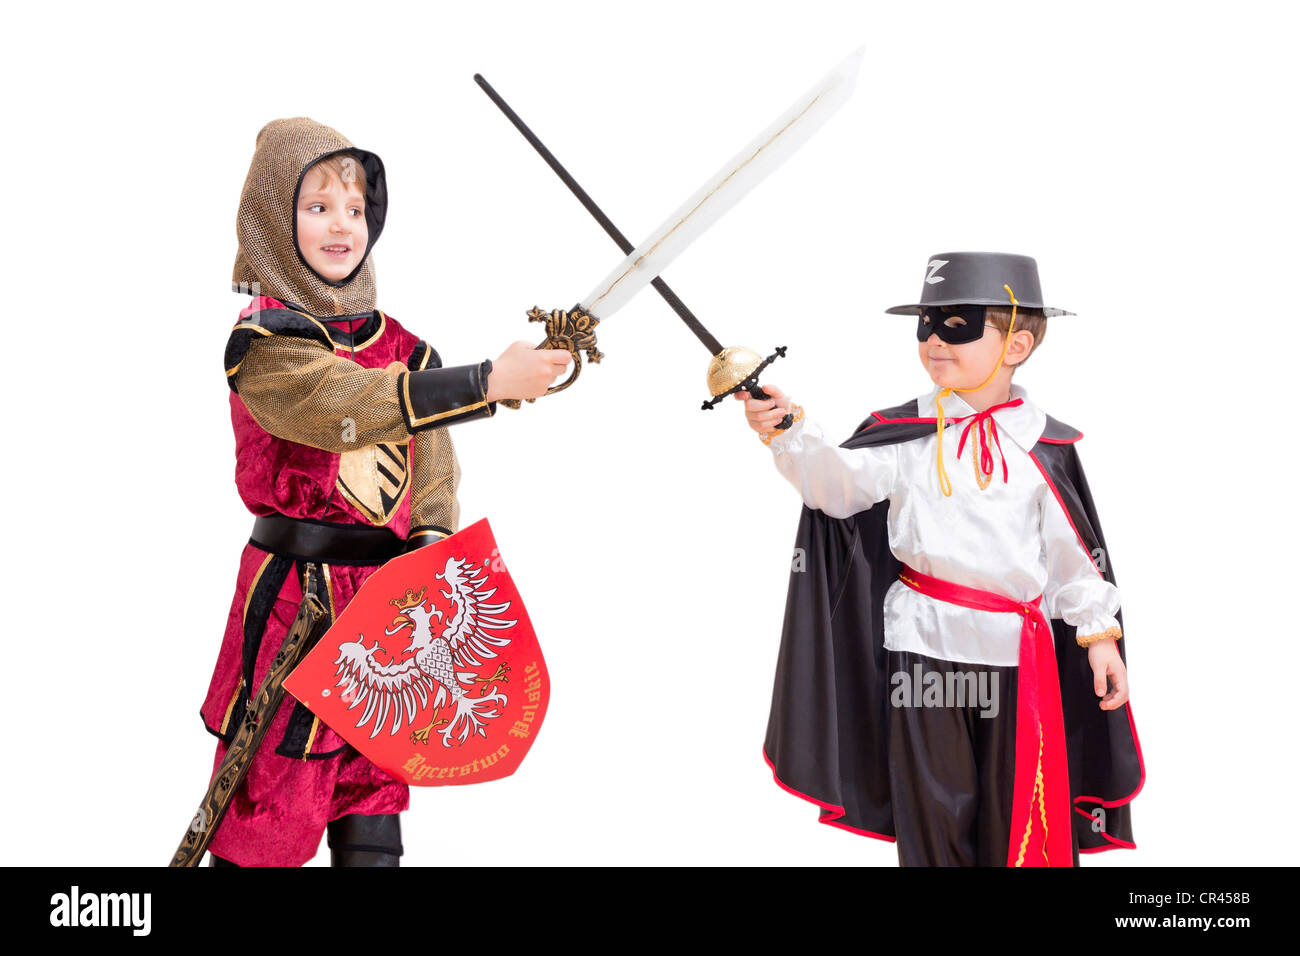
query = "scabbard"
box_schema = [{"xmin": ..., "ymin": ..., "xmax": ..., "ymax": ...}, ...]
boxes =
[{"xmin": 170, "ymin": 564, "xmax": 330, "ymax": 867}]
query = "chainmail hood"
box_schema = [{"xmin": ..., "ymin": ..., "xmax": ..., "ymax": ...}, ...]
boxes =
[{"xmin": 232, "ymin": 117, "xmax": 388, "ymax": 316}]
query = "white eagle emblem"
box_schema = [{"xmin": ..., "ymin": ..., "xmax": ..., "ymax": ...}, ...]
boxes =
[{"xmin": 332, "ymin": 555, "xmax": 515, "ymax": 747}]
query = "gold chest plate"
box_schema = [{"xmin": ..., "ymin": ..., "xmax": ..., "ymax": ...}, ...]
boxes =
[
  {"xmin": 336, "ymin": 441, "xmax": 411, "ymax": 526},
  {"xmin": 334, "ymin": 360, "xmax": 412, "ymax": 526}
]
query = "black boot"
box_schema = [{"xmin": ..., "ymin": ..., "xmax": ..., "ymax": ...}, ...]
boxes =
[{"xmin": 327, "ymin": 812, "xmax": 403, "ymax": 867}]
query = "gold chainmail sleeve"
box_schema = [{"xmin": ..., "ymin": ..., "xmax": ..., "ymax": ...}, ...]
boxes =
[
  {"xmin": 233, "ymin": 334, "xmax": 493, "ymax": 450},
  {"xmin": 407, "ymin": 426, "xmax": 461, "ymax": 547},
  {"xmin": 234, "ymin": 335, "xmax": 423, "ymax": 451}
]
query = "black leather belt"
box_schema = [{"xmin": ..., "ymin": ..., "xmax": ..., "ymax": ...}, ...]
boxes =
[{"xmin": 250, "ymin": 514, "xmax": 405, "ymax": 566}]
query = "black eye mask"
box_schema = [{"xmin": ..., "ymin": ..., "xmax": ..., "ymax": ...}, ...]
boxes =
[{"xmin": 916, "ymin": 304, "xmax": 990, "ymax": 345}]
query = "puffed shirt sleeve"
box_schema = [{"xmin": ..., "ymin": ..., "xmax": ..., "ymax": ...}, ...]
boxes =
[
  {"xmin": 1038, "ymin": 487, "xmax": 1123, "ymax": 642},
  {"xmin": 764, "ymin": 411, "xmax": 899, "ymax": 519}
]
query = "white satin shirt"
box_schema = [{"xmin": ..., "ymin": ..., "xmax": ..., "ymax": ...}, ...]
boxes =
[{"xmin": 768, "ymin": 383, "xmax": 1121, "ymax": 667}]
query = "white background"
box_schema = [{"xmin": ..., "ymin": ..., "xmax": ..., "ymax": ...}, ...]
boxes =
[{"xmin": 3, "ymin": 0, "xmax": 1296, "ymax": 866}]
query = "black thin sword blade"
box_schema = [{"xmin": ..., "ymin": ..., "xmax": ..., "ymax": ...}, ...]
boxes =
[{"xmin": 474, "ymin": 73, "xmax": 724, "ymax": 356}]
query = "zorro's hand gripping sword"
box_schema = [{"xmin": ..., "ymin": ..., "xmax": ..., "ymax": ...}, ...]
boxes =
[{"xmin": 477, "ymin": 50, "xmax": 862, "ymax": 427}]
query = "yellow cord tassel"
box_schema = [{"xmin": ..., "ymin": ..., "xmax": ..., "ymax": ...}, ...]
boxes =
[
  {"xmin": 1014, "ymin": 722, "xmax": 1051, "ymax": 867},
  {"xmin": 935, "ymin": 285, "xmax": 1019, "ymax": 496}
]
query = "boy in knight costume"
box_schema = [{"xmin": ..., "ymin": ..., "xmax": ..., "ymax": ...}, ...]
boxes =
[
  {"xmin": 739, "ymin": 252, "xmax": 1144, "ymax": 866},
  {"xmin": 199, "ymin": 117, "xmax": 571, "ymax": 867}
]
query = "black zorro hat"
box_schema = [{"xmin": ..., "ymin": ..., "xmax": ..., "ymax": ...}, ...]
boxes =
[{"xmin": 885, "ymin": 251, "xmax": 1074, "ymax": 317}]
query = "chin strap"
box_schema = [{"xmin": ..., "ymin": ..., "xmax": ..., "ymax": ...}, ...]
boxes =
[{"xmin": 934, "ymin": 284, "xmax": 1018, "ymax": 496}]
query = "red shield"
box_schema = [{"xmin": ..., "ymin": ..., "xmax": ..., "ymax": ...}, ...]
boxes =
[{"xmin": 284, "ymin": 518, "xmax": 549, "ymax": 786}]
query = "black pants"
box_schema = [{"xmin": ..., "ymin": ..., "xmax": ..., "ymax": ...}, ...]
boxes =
[
  {"xmin": 886, "ymin": 650, "xmax": 1079, "ymax": 867},
  {"xmin": 210, "ymin": 812, "xmax": 403, "ymax": 867}
]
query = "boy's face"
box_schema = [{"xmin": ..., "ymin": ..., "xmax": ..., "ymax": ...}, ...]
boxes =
[
  {"xmin": 296, "ymin": 167, "xmax": 368, "ymax": 282},
  {"xmin": 917, "ymin": 309, "xmax": 1030, "ymax": 388}
]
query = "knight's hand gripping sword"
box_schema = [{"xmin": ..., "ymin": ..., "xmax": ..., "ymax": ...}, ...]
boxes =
[{"xmin": 477, "ymin": 50, "xmax": 862, "ymax": 426}]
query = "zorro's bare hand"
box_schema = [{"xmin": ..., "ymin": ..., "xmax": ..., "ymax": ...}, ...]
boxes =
[
  {"xmin": 486, "ymin": 341, "xmax": 573, "ymax": 402},
  {"xmin": 1088, "ymin": 639, "xmax": 1129, "ymax": 710},
  {"xmin": 735, "ymin": 384, "xmax": 792, "ymax": 436}
]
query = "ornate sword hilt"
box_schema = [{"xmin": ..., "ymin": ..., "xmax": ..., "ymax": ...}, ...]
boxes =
[
  {"xmin": 701, "ymin": 345, "xmax": 793, "ymax": 429},
  {"xmin": 499, "ymin": 305, "xmax": 604, "ymax": 409}
]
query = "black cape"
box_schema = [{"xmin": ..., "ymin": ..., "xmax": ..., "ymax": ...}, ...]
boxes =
[{"xmin": 762, "ymin": 398, "xmax": 1145, "ymax": 854}]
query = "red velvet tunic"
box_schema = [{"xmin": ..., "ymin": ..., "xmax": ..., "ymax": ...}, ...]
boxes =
[{"xmin": 200, "ymin": 295, "xmax": 486, "ymax": 865}]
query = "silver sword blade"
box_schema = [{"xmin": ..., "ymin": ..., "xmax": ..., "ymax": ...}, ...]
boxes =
[{"xmin": 578, "ymin": 47, "xmax": 863, "ymax": 321}]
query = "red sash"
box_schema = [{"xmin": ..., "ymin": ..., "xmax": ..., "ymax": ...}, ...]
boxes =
[{"xmin": 898, "ymin": 564, "xmax": 1072, "ymax": 866}]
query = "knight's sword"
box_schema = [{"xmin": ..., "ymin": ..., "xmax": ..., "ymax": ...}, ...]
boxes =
[{"xmin": 477, "ymin": 50, "xmax": 862, "ymax": 425}]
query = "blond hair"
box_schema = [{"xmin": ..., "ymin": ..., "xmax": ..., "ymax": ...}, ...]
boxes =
[{"xmin": 301, "ymin": 153, "xmax": 368, "ymax": 195}]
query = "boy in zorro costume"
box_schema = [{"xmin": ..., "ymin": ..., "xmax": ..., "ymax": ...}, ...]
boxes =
[
  {"xmin": 740, "ymin": 252, "xmax": 1144, "ymax": 866},
  {"xmin": 199, "ymin": 118, "xmax": 571, "ymax": 867}
]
